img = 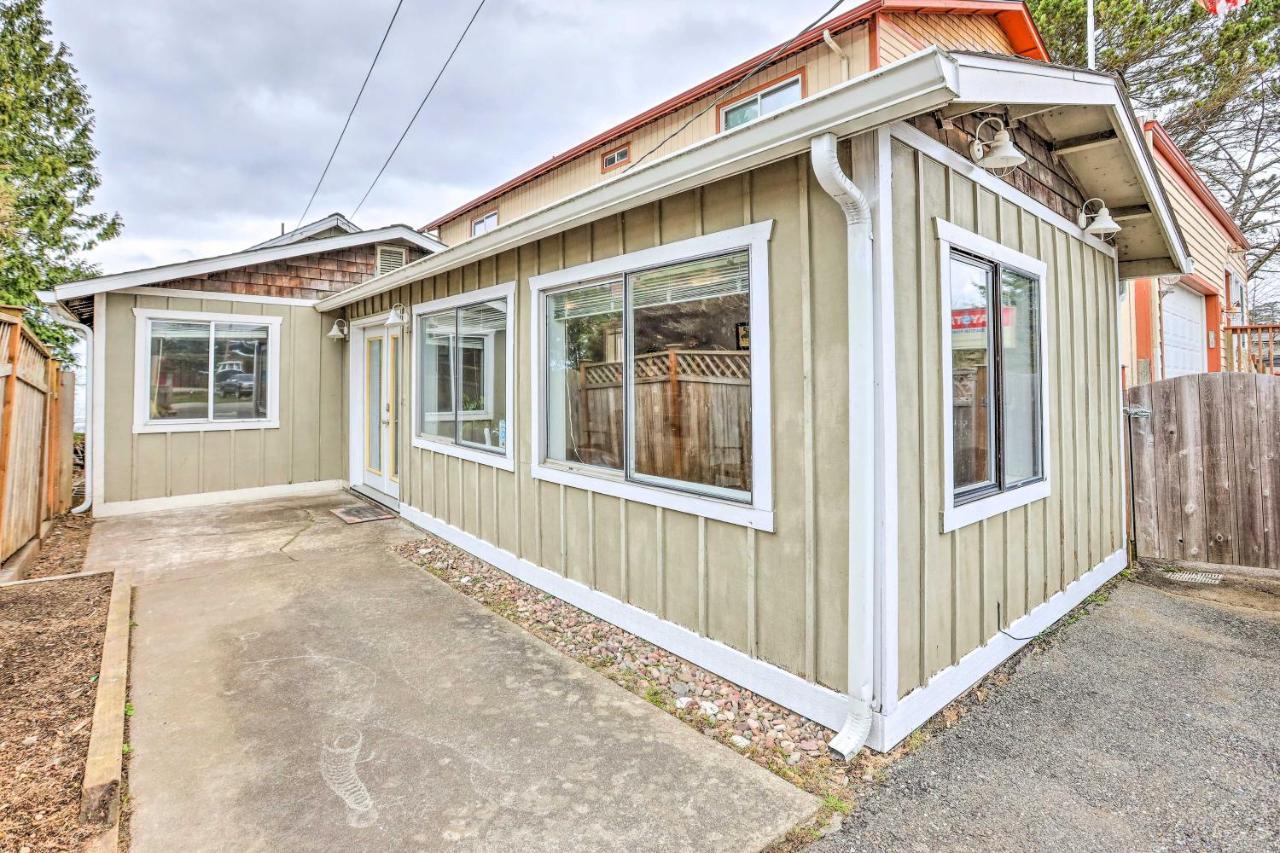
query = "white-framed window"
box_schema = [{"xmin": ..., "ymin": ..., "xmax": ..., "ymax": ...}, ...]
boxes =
[
  {"xmin": 937, "ymin": 219, "xmax": 1051, "ymax": 532},
  {"xmin": 376, "ymin": 244, "xmax": 408, "ymax": 274},
  {"xmin": 529, "ymin": 221, "xmax": 774, "ymax": 531},
  {"xmin": 471, "ymin": 211, "xmax": 498, "ymax": 237},
  {"xmin": 719, "ymin": 73, "xmax": 802, "ymax": 132},
  {"xmin": 132, "ymin": 308, "xmax": 282, "ymax": 434},
  {"xmin": 601, "ymin": 144, "xmax": 629, "ymax": 171},
  {"xmin": 411, "ymin": 281, "xmax": 515, "ymax": 470}
]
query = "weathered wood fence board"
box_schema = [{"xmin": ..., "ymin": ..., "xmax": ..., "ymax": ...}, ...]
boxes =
[
  {"xmin": 0, "ymin": 308, "xmax": 75, "ymax": 565},
  {"xmin": 1127, "ymin": 372, "xmax": 1280, "ymax": 569}
]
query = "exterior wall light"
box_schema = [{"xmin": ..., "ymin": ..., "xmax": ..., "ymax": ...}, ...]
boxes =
[
  {"xmin": 385, "ymin": 303, "xmax": 408, "ymax": 327},
  {"xmin": 326, "ymin": 318, "xmax": 349, "ymax": 340},
  {"xmin": 968, "ymin": 117, "xmax": 1026, "ymax": 173},
  {"xmin": 1078, "ymin": 197, "xmax": 1122, "ymax": 237}
]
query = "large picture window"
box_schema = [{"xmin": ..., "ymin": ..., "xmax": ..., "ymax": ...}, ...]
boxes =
[
  {"xmin": 531, "ymin": 222, "xmax": 774, "ymax": 530},
  {"xmin": 133, "ymin": 309, "xmax": 281, "ymax": 433},
  {"xmin": 938, "ymin": 220, "xmax": 1050, "ymax": 531},
  {"xmin": 411, "ymin": 282, "xmax": 514, "ymax": 469}
]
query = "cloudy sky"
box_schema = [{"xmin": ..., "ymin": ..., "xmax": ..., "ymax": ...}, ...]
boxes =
[{"xmin": 44, "ymin": 0, "xmax": 849, "ymax": 275}]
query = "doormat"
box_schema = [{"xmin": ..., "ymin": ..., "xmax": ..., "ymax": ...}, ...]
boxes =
[{"xmin": 331, "ymin": 504, "xmax": 397, "ymax": 524}]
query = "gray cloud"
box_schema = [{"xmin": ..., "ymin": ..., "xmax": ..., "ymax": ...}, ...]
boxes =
[{"xmin": 45, "ymin": 0, "xmax": 840, "ymax": 273}]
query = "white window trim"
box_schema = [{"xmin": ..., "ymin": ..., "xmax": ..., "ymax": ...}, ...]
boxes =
[
  {"xmin": 471, "ymin": 211, "xmax": 498, "ymax": 237},
  {"xmin": 132, "ymin": 307, "xmax": 282, "ymax": 434},
  {"xmin": 719, "ymin": 73, "xmax": 802, "ymax": 131},
  {"xmin": 528, "ymin": 220, "xmax": 775, "ymax": 531},
  {"xmin": 937, "ymin": 218, "xmax": 1051, "ymax": 532},
  {"xmin": 410, "ymin": 282, "xmax": 516, "ymax": 472}
]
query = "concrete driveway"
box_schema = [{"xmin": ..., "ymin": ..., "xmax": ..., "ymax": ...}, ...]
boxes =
[
  {"xmin": 90, "ymin": 493, "xmax": 815, "ymax": 852},
  {"xmin": 810, "ymin": 581, "xmax": 1280, "ymax": 852}
]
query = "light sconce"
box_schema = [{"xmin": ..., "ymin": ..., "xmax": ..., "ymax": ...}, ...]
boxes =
[
  {"xmin": 326, "ymin": 318, "xmax": 349, "ymax": 340},
  {"xmin": 968, "ymin": 117, "xmax": 1026, "ymax": 174},
  {"xmin": 385, "ymin": 303, "xmax": 408, "ymax": 328},
  {"xmin": 1077, "ymin": 197, "xmax": 1121, "ymax": 237}
]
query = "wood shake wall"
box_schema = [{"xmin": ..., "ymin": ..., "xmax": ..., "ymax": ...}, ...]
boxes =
[
  {"xmin": 353, "ymin": 155, "xmax": 856, "ymax": 692},
  {"xmin": 890, "ymin": 137, "xmax": 1125, "ymax": 697}
]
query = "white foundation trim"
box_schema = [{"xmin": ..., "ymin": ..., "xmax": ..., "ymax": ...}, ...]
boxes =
[
  {"xmin": 868, "ymin": 546, "xmax": 1128, "ymax": 751},
  {"xmin": 94, "ymin": 479, "xmax": 346, "ymax": 517},
  {"xmin": 399, "ymin": 502, "xmax": 850, "ymax": 732}
]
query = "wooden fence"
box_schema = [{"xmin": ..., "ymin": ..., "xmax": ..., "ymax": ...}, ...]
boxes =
[
  {"xmin": 571, "ymin": 349, "xmax": 751, "ymax": 491},
  {"xmin": 0, "ymin": 307, "xmax": 75, "ymax": 567},
  {"xmin": 1126, "ymin": 372, "xmax": 1280, "ymax": 569}
]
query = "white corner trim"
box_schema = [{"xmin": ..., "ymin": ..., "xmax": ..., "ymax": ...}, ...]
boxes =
[
  {"xmin": 119, "ymin": 286, "xmax": 318, "ymax": 307},
  {"xmin": 869, "ymin": 547, "xmax": 1128, "ymax": 751},
  {"xmin": 527, "ymin": 221, "xmax": 775, "ymax": 531},
  {"xmin": 91, "ymin": 292, "xmax": 107, "ymax": 508},
  {"xmin": 93, "ymin": 479, "xmax": 347, "ymax": 517},
  {"xmin": 936, "ymin": 218, "xmax": 1053, "ymax": 533},
  {"xmin": 131, "ymin": 307, "xmax": 283, "ymax": 434},
  {"xmin": 891, "ymin": 122, "xmax": 1118, "ymax": 258},
  {"xmin": 398, "ymin": 502, "xmax": 847, "ymax": 731},
  {"xmin": 409, "ymin": 281, "xmax": 517, "ymax": 472}
]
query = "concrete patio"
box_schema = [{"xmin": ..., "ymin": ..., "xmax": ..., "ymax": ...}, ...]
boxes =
[{"xmin": 89, "ymin": 493, "xmax": 816, "ymax": 852}]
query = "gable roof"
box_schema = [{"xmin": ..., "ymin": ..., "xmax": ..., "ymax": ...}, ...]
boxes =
[
  {"xmin": 249, "ymin": 212, "xmax": 361, "ymax": 249},
  {"xmin": 1145, "ymin": 120, "xmax": 1249, "ymax": 250},
  {"xmin": 422, "ymin": 0, "xmax": 1048, "ymax": 231},
  {"xmin": 322, "ymin": 48, "xmax": 1189, "ymax": 313},
  {"xmin": 52, "ymin": 224, "xmax": 447, "ymax": 302}
]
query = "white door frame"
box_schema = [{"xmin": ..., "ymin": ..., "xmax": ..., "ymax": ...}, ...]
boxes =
[{"xmin": 348, "ymin": 313, "xmax": 401, "ymax": 501}]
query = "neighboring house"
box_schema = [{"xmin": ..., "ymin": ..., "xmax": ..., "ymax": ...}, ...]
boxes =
[
  {"xmin": 1119, "ymin": 121, "xmax": 1250, "ymax": 385},
  {"xmin": 42, "ymin": 215, "xmax": 444, "ymax": 512},
  {"xmin": 48, "ymin": 2, "xmax": 1192, "ymax": 754}
]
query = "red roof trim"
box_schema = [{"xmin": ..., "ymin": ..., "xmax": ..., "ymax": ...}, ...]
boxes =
[
  {"xmin": 424, "ymin": 1, "xmax": 1047, "ymax": 230},
  {"xmin": 1145, "ymin": 120, "xmax": 1249, "ymax": 250}
]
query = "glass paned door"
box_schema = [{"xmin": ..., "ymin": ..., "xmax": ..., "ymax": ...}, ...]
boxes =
[{"xmin": 360, "ymin": 327, "xmax": 399, "ymax": 500}]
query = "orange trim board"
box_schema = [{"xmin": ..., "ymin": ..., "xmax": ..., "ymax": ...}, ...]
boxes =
[
  {"xmin": 600, "ymin": 142, "xmax": 631, "ymax": 174},
  {"xmin": 421, "ymin": 0, "xmax": 1049, "ymax": 232},
  {"xmin": 1145, "ymin": 120, "xmax": 1249, "ymax": 250}
]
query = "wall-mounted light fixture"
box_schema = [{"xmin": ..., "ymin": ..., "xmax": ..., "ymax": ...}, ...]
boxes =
[
  {"xmin": 326, "ymin": 318, "xmax": 349, "ymax": 340},
  {"xmin": 968, "ymin": 117, "xmax": 1025, "ymax": 173},
  {"xmin": 1077, "ymin": 197, "xmax": 1121, "ymax": 237},
  {"xmin": 384, "ymin": 303, "xmax": 408, "ymax": 328}
]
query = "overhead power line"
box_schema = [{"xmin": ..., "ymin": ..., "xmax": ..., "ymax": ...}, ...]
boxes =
[
  {"xmin": 296, "ymin": 0, "xmax": 406, "ymax": 229},
  {"xmin": 351, "ymin": 0, "xmax": 488, "ymax": 218},
  {"xmin": 625, "ymin": 0, "xmax": 848, "ymax": 174}
]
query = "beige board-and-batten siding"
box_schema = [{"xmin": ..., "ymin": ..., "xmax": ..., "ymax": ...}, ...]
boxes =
[
  {"xmin": 100, "ymin": 291, "xmax": 345, "ymax": 503},
  {"xmin": 889, "ymin": 137, "xmax": 1125, "ymax": 698},
  {"xmin": 350, "ymin": 154, "xmax": 856, "ymax": 693}
]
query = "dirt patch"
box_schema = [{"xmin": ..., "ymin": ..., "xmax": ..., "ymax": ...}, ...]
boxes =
[
  {"xmin": 0, "ymin": 574, "xmax": 112, "ymax": 851},
  {"xmin": 1135, "ymin": 558, "xmax": 1280, "ymax": 617},
  {"xmin": 23, "ymin": 514, "xmax": 94, "ymax": 580}
]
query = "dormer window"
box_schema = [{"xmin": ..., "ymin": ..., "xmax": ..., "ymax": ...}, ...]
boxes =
[
  {"xmin": 472, "ymin": 211, "xmax": 498, "ymax": 237},
  {"xmin": 601, "ymin": 144, "xmax": 630, "ymax": 172},
  {"xmin": 376, "ymin": 244, "xmax": 407, "ymax": 275},
  {"xmin": 719, "ymin": 73, "xmax": 803, "ymax": 132}
]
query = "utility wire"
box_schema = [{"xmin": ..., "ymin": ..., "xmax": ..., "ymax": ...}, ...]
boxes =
[
  {"xmin": 296, "ymin": 0, "xmax": 406, "ymax": 229},
  {"xmin": 351, "ymin": 0, "xmax": 487, "ymax": 218},
  {"xmin": 625, "ymin": 0, "xmax": 848, "ymax": 175}
]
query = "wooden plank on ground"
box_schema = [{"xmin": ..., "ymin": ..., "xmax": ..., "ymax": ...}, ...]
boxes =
[{"xmin": 80, "ymin": 564, "xmax": 133, "ymax": 831}]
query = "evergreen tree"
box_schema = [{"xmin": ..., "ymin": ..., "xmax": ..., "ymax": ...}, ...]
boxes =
[{"xmin": 0, "ymin": 0, "xmax": 120, "ymax": 360}]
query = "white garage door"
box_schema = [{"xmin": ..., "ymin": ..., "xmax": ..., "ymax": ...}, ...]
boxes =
[{"xmin": 1162, "ymin": 284, "xmax": 1206, "ymax": 378}]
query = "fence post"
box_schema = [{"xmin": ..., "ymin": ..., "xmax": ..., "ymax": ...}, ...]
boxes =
[
  {"xmin": 667, "ymin": 349, "xmax": 684, "ymax": 480},
  {"xmin": 0, "ymin": 310, "xmax": 24, "ymax": 549}
]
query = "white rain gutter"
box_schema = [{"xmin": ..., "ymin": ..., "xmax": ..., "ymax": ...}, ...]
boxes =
[
  {"xmin": 38, "ymin": 293, "xmax": 93, "ymax": 514},
  {"xmin": 809, "ymin": 132, "xmax": 876, "ymax": 759}
]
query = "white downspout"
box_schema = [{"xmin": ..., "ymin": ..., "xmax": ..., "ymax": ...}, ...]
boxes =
[
  {"xmin": 61, "ymin": 318, "xmax": 93, "ymax": 515},
  {"xmin": 810, "ymin": 132, "xmax": 876, "ymax": 759}
]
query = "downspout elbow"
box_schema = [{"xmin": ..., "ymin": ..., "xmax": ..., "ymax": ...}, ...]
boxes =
[
  {"xmin": 810, "ymin": 132, "xmax": 876, "ymax": 759},
  {"xmin": 43, "ymin": 298, "xmax": 93, "ymax": 515}
]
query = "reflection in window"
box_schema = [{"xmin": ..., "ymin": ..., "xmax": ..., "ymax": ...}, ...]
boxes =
[
  {"xmin": 948, "ymin": 251, "xmax": 1042, "ymax": 505},
  {"xmin": 544, "ymin": 251, "xmax": 753, "ymax": 502},
  {"xmin": 147, "ymin": 319, "xmax": 272, "ymax": 424},
  {"xmin": 414, "ymin": 298, "xmax": 508, "ymax": 453},
  {"xmin": 721, "ymin": 76, "xmax": 801, "ymax": 131},
  {"xmin": 417, "ymin": 310, "xmax": 455, "ymax": 441}
]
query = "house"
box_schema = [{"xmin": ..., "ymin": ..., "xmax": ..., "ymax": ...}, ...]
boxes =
[
  {"xmin": 1118, "ymin": 120, "xmax": 1250, "ymax": 385},
  {"xmin": 42, "ymin": 215, "xmax": 444, "ymax": 512},
  {"xmin": 47, "ymin": 1, "xmax": 1191, "ymax": 753}
]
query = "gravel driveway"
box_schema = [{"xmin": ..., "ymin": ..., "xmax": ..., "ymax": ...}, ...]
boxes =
[{"xmin": 811, "ymin": 581, "xmax": 1280, "ymax": 852}]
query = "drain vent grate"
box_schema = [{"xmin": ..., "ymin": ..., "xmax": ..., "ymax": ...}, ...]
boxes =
[{"xmin": 1166, "ymin": 571, "xmax": 1223, "ymax": 585}]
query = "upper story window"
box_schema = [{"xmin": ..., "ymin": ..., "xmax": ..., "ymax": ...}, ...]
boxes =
[
  {"xmin": 376, "ymin": 244, "xmax": 407, "ymax": 274},
  {"xmin": 133, "ymin": 308, "xmax": 282, "ymax": 434},
  {"xmin": 601, "ymin": 144, "xmax": 630, "ymax": 172},
  {"xmin": 412, "ymin": 282, "xmax": 515, "ymax": 470},
  {"xmin": 471, "ymin": 211, "xmax": 498, "ymax": 237},
  {"xmin": 530, "ymin": 221, "xmax": 775, "ymax": 530},
  {"xmin": 938, "ymin": 220, "xmax": 1049, "ymax": 532},
  {"xmin": 719, "ymin": 73, "xmax": 803, "ymax": 132}
]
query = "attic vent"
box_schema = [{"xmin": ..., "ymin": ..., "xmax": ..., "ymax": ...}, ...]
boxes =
[{"xmin": 376, "ymin": 245, "xmax": 407, "ymax": 275}]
